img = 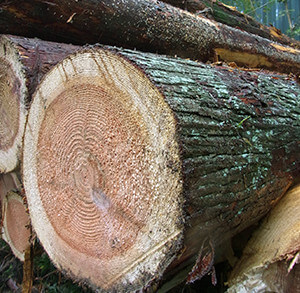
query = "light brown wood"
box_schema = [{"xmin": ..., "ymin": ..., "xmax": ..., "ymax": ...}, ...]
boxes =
[
  {"xmin": 0, "ymin": 35, "xmax": 78, "ymax": 173},
  {"xmin": 23, "ymin": 48, "xmax": 183, "ymax": 292},
  {"xmin": 228, "ymin": 184, "xmax": 300, "ymax": 292},
  {"xmin": 0, "ymin": 172, "xmax": 20, "ymax": 230},
  {"xmin": 2, "ymin": 193, "xmax": 31, "ymax": 261},
  {"xmin": 0, "ymin": 37, "xmax": 28, "ymax": 172},
  {"xmin": 1, "ymin": 172, "xmax": 31, "ymax": 261}
]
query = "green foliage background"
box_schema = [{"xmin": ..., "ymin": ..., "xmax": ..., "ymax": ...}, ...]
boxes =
[
  {"xmin": 222, "ymin": 0, "xmax": 300, "ymax": 39},
  {"xmin": 0, "ymin": 239, "xmax": 92, "ymax": 292}
]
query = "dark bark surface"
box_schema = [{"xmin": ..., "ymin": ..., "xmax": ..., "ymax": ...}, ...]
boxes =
[
  {"xmin": 115, "ymin": 48, "xmax": 300, "ymax": 285},
  {"xmin": 163, "ymin": 0, "xmax": 300, "ymax": 49},
  {"xmin": 0, "ymin": 1, "xmax": 299, "ymax": 75},
  {"xmin": 2, "ymin": 35, "xmax": 79, "ymax": 99}
]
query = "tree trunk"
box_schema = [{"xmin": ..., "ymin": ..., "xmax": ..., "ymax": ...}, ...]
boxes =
[
  {"xmin": 228, "ymin": 184, "xmax": 300, "ymax": 293},
  {"xmin": 22, "ymin": 43, "xmax": 300, "ymax": 292},
  {"xmin": 0, "ymin": 173, "xmax": 31, "ymax": 261},
  {"xmin": 163, "ymin": 0, "xmax": 300, "ymax": 49},
  {"xmin": 0, "ymin": 35, "xmax": 79, "ymax": 173},
  {"xmin": 0, "ymin": 1, "xmax": 299, "ymax": 75}
]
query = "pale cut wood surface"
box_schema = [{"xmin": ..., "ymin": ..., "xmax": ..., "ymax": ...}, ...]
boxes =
[
  {"xmin": 0, "ymin": 173, "xmax": 31, "ymax": 261},
  {"xmin": 0, "ymin": 35, "xmax": 78, "ymax": 173},
  {"xmin": 228, "ymin": 184, "xmax": 300, "ymax": 292},
  {"xmin": 23, "ymin": 48, "xmax": 183, "ymax": 292}
]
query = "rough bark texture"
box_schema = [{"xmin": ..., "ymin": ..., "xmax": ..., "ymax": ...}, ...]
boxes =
[
  {"xmin": 122, "ymin": 47, "xmax": 300, "ymax": 288},
  {"xmin": 228, "ymin": 184, "xmax": 300, "ymax": 293},
  {"xmin": 0, "ymin": 1, "xmax": 299, "ymax": 75},
  {"xmin": 22, "ymin": 43, "xmax": 300, "ymax": 292},
  {"xmin": 163, "ymin": 0, "xmax": 300, "ymax": 49},
  {"xmin": 0, "ymin": 35, "xmax": 78, "ymax": 172}
]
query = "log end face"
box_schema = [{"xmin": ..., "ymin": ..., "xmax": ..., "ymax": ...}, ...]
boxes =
[
  {"xmin": 24, "ymin": 49, "xmax": 184, "ymax": 291},
  {"xmin": 0, "ymin": 36, "xmax": 27, "ymax": 173},
  {"xmin": 1, "ymin": 190, "xmax": 31, "ymax": 262}
]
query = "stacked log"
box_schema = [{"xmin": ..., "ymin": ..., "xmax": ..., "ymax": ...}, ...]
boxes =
[
  {"xmin": 0, "ymin": 0, "xmax": 299, "ymax": 75},
  {"xmin": 0, "ymin": 0, "xmax": 299, "ymax": 292},
  {"xmin": 0, "ymin": 172, "xmax": 34, "ymax": 291},
  {"xmin": 163, "ymin": 0, "xmax": 300, "ymax": 49},
  {"xmin": 0, "ymin": 173, "xmax": 30, "ymax": 261},
  {"xmin": 0, "ymin": 37, "xmax": 28, "ymax": 173},
  {"xmin": 0, "ymin": 35, "xmax": 78, "ymax": 173},
  {"xmin": 20, "ymin": 44, "xmax": 299, "ymax": 291}
]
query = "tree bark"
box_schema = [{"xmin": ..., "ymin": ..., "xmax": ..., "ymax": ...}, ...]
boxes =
[
  {"xmin": 0, "ymin": 1, "xmax": 299, "ymax": 76},
  {"xmin": 0, "ymin": 35, "xmax": 79, "ymax": 173},
  {"xmin": 22, "ymin": 43, "xmax": 300, "ymax": 292},
  {"xmin": 163, "ymin": 0, "xmax": 300, "ymax": 49}
]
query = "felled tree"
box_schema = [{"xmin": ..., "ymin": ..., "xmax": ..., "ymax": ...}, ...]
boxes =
[
  {"xmin": 228, "ymin": 184, "xmax": 300, "ymax": 293},
  {"xmin": 163, "ymin": 0, "xmax": 300, "ymax": 49},
  {"xmin": 0, "ymin": 0, "xmax": 299, "ymax": 75},
  {"xmin": 0, "ymin": 35, "xmax": 78, "ymax": 172},
  {"xmin": 0, "ymin": 173, "xmax": 30, "ymax": 261},
  {"xmin": 23, "ymin": 45, "xmax": 300, "ymax": 292}
]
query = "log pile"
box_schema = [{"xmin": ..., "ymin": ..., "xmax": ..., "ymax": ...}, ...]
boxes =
[
  {"xmin": 0, "ymin": 0, "xmax": 299, "ymax": 75},
  {"xmin": 0, "ymin": 0, "xmax": 299, "ymax": 292}
]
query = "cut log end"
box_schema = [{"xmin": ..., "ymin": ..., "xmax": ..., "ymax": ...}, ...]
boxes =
[
  {"xmin": 0, "ymin": 36, "xmax": 27, "ymax": 173},
  {"xmin": 0, "ymin": 173, "xmax": 31, "ymax": 261},
  {"xmin": 1, "ymin": 190, "xmax": 31, "ymax": 262},
  {"xmin": 24, "ymin": 48, "xmax": 184, "ymax": 291}
]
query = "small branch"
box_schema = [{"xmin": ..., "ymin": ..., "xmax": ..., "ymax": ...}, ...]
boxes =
[{"xmin": 22, "ymin": 245, "xmax": 33, "ymax": 293}]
